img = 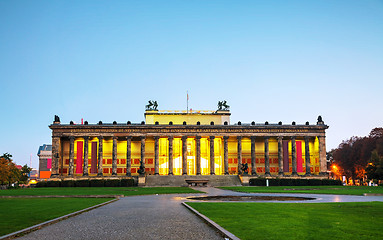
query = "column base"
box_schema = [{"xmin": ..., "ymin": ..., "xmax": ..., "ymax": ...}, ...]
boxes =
[
  {"xmin": 225, "ymin": 172, "xmax": 229, "ymax": 175},
  {"xmin": 264, "ymin": 173, "xmax": 271, "ymax": 177},
  {"xmin": 83, "ymin": 173, "xmax": 89, "ymax": 177},
  {"xmin": 251, "ymin": 172, "xmax": 257, "ymax": 176},
  {"xmin": 154, "ymin": 173, "xmax": 159, "ymax": 175},
  {"xmin": 168, "ymin": 173, "xmax": 173, "ymax": 176},
  {"xmin": 112, "ymin": 173, "xmax": 117, "ymax": 176},
  {"xmin": 50, "ymin": 174, "xmax": 59, "ymax": 178},
  {"xmin": 97, "ymin": 173, "xmax": 103, "ymax": 177},
  {"xmin": 291, "ymin": 172, "xmax": 298, "ymax": 176},
  {"xmin": 182, "ymin": 173, "xmax": 187, "ymax": 175},
  {"xmin": 304, "ymin": 173, "xmax": 312, "ymax": 177},
  {"xmin": 278, "ymin": 172, "xmax": 284, "ymax": 177},
  {"xmin": 319, "ymin": 172, "xmax": 329, "ymax": 176},
  {"xmin": 210, "ymin": 173, "xmax": 215, "ymax": 175},
  {"xmin": 126, "ymin": 173, "xmax": 131, "ymax": 177},
  {"xmin": 196, "ymin": 173, "xmax": 201, "ymax": 175}
]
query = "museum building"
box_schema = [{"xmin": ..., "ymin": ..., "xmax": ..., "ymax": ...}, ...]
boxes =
[{"xmin": 49, "ymin": 104, "xmax": 328, "ymax": 179}]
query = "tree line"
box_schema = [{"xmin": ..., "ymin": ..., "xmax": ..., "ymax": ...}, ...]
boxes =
[
  {"xmin": 329, "ymin": 128, "xmax": 383, "ymax": 183},
  {"xmin": 0, "ymin": 153, "xmax": 31, "ymax": 187}
]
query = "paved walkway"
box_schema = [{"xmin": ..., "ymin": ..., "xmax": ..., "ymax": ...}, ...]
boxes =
[{"xmin": 19, "ymin": 187, "xmax": 383, "ymax": 239}]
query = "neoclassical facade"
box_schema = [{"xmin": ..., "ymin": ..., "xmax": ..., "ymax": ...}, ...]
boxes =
[{"xmin": 49, "ymin": 109, "xmax": 328, "ymax": 178}]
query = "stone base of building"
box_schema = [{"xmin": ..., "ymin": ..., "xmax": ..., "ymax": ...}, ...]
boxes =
[{"xmin": 145, "ymin": 175, "xmax": 242, "ymax": 187}]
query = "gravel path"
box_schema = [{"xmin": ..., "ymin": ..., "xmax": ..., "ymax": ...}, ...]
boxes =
[{"xmin": 18, "ymin": 193, "xmax": 224, "ymax": 240}]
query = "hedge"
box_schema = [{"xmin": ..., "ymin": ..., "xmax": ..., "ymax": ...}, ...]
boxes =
[
  {"xmin": 249, "ymin": 178, "xmax": 342, "ymax": 186},
  {"xmin": 35, "ymin": 178, "xmax": 136, "ymax": 187}
]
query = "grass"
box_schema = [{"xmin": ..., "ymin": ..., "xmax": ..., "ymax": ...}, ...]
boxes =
[
  {"xmin": 0, "ymin": 198, "xmax": 113, "ymax": 236},
  {"xmin": 186, "ymin": 201, "xmax": 383, "ymax": 240},
  {"xmin": 219, "ymin": 185, "xmax": 383, "ymax": 195},
  {"xmin": 0, "ymin": 187, "xmax": 203, "ymax": 196}
]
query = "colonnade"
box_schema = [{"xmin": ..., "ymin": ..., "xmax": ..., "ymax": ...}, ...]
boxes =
[{"xmin": 53, "ymin": 135, "xmax": 327, "ymax": 177}]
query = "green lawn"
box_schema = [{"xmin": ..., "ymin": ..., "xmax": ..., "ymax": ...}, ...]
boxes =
[
  {"xmin": 219, "ymin": 185, "xmax": 383, "ymax": 195},
  {"xmin": 0, "ymin": 198, "xmax": 113, "ymax": 236},
  {"xmin": 0, "ymin": 187, "xmax": 202, "ymax": 196},
  {"xmin": 186, "ymin": 201, "xmax": 383, "ymax": 240}
]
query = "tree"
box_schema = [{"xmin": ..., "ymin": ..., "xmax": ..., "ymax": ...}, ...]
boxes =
[
  {"xmin": 20, "ymin": 164, "xmax": 32, "ymax": 182},
  {"xmin": 366, "ymin": 151, "xmax": 383, "ymax": 181},
  {"xmin": 0, "ymin": 153, "xmax": 21, "ymax": 186}
]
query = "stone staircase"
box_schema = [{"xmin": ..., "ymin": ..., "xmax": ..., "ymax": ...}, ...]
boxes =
[{"xmin": 145, "ymin": 175, "xmax": 242, "ymax": 187}]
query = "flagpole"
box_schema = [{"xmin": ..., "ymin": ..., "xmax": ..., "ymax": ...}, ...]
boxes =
[{"xmin": 187, "ymin": 91, "xmax": 189, "ymax": 114}]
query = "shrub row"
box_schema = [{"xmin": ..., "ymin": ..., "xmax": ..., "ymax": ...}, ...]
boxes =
[
  {"xmin": 36, "ymin": 178, "xmax": 136, "ymax": 188},
  {"xmin": 249, "ymin": 178, "xmax": 342, "ymax": 186}
]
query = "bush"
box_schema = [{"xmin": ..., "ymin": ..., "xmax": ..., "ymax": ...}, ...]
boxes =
[
  {"xmin": 104, "ymin": 179, "xmax": 121, "ymax": 187},
  {"xmin": 36, "ymin": 181, "xmax": 47, "ymax": 188},
  {"xmin": 308, "ymin": 179, "xmax": 322, "ymax": 186},
  {"xmin": 89, "ymin": 179, "xmax": 104, "ymax": 187},
  {"xmin": 75, "ymin": 179, "xmax": 90, "ymax": 187},
  {"xmin": 46, "ymin": 181, "xmax": 60, "ymax": 187},
  {"xmin": 249, "ymin": 178, "xmax": 266, "ymax": 186},
  {"xmin": 121, "ymin": 178, "xmax": 135, "ymax": 187},
  {"xmin": 61, "ymin": 180, "xmax": 75, "ymax": 187},
  {"xmin": 249, "ymin": 178, "xmax": 343, "ymax": 186}
]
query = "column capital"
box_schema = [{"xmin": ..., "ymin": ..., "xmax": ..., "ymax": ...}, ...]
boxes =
[
  {"xmin": 69, "ymin": 136, "xmax": 75, "ymax": 140},
  {"xmin": 317, "ymin": 135, "xmax": 326, "ymax": 139},
  {"xmin": 182, "ymin": 136, "xmax": 188, "ymax": 141},
  {"xmin": 277, "ymin": 136, "xmax": 283, "ymax": 140},
  {"xmin": 126, "ymin": 136, "xmax": 132, "ymax": 140},
  {"xmin": 83, "ymin": 136, "xmax": 89, "ymax": 140},
  {"xmin": 250, "ymin": 136, "xmax": 256, "ymax": 140},
  {"xmin": 195, "ymin": 136, "xmax": 202, "ymax": 140},
  {"xmin": 291, "ymin": 136, "xmax": 296, "ymax": 140},
  {"xmin": 154, "ymin": 136, "xmax": 160, "ymax": 140},
  {"xmin": 98, "ymin": 136, "xmax": 103, "ymax": 140},
  {"xmin": 141, "ymin": 136, "xmax": 146, "ymax": 140},
  {"xmin": 168, "ymin": 136, "xmax": 174, "ymax": 140},
  {"xmin": 210, "ymin": 136, "xmax": 215, "ymax": 140},
  {"xmin": 264, "ymin": 136, "xmax": 270, "ymax": 140},
  {"xmin": 223, "ymin": 136, "xmax": 229, "ymax": 140},
  {"xmin": 113, "ymin": 136, "xmax": 117, "ymax": 140},
  {"xmin": 237, "ymin": 136, "xmax": 242, "ymax": 140}
]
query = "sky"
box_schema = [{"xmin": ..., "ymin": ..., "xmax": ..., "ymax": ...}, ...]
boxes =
[{"xmin": 0, "ymin": 0, "xmax": 382, "ymax": 168}]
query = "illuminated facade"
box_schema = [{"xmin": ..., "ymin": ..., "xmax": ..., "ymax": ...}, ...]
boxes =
[{"xmin": 49, "ymin": 109, "xmax": 328, "ymax": 178}]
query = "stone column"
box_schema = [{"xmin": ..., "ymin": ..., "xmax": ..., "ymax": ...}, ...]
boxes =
[
  {"xmin": 223, "ymin": 136, "xmax": 229, "ymax": 175},
  {"xmin": 168, "ymin": 136, "xmax": 174, "ymax": 175},
  {"xmin": 196, "ymin": 136, "xmax": 201, "ymax": 175},
  {"xmin": 51, "ymin": 136, "xmax": 61, "ymax": 177},
  {"xmin": 305, "ymin": 136, "xmax": 311, "ymax": 176},
  {"xmin": 264, "ymin": 137, "xmax": 270, "ymax": 176},
  {"xmin": 112, "ymin": 136, "xmax": 117, "ymax": 176},
  {"xmin": 83, "ymin": 136, "xmax": 89, "ymax": 176},
  {"xmin": 251, "ymin": 136, "xmax": 257, "ymax": 175},
  {"xmin": 126, "ymin": 136, "xmax": 132, "ymax": 176},
  {"xmin": 291, "ymin": 137, "xmax": 298, "ymax": 176},
  {"xmin": 237, "ymin": 136, "xmax": 242, "ymax": 174},
  {"xmin": 182, "ymin": 136, "xmax": 188, "ymax": 175},
  {"xmin": 318, "ymin": 136, "xmax": 327, "ymax": 176},
  {"xmin": 140, "ymin": 136, "xmax": 146, "ymax": 175},
  {"xmin": 154, "ymin": 136, "xmax": 159, "ymax": 175},
  {"xmin": 210, "ymin": 136, "xmax": 215, "ymax": 175},
  {"xmin": 68, "ymin": 136, "xmax": 75, "ymax": 177},
  {"xmin": 278, "ymin": 137, "xmax": 284, "ymax": 176},
  {"xmin": 97, "ymin": 136, "xmax": 103, "ymax": 176}
]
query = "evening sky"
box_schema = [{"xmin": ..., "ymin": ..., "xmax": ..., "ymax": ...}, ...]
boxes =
[{"xmin": 0, "ymin": 0, "xmax": 382, "ymax": 167}]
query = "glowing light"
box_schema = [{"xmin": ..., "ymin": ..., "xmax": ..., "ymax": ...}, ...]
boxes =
[{"xmin": 29, "ymin": 180, "xmax": 37, "ymax": 184}]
